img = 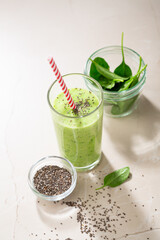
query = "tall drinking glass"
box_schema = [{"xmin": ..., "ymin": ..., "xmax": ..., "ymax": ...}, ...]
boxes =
[{"xmin": 47, "ymin": 73, "xmax": 103, "ymax": 171}]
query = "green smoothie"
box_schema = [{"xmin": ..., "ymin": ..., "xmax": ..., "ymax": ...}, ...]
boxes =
[{"xmin": 52, "ymin": 88, "xmax": 103, "ymax": 170}]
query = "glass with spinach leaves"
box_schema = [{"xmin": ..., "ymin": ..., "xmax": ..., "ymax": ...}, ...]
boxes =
[{"xmin": 84, "ymin": 37, "xmax": 146, "ymax": 117}]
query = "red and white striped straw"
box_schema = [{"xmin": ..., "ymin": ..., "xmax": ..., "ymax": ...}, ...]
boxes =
[{"xmin": 48, "ymin": 57, "xmax": 76, "ymax": 110}]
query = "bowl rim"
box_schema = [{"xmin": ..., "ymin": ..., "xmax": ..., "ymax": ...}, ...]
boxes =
[
  {"xmin": 84, "ymin": 45, "xmax": 146, "ymax": 96},
  {"xmin": 28, "ymin": 156, "xmax": 77, "ymax": 201}
]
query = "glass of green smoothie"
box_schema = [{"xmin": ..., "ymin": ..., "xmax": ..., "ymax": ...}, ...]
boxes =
[{"xmin": 47, "ymin": 73, "xmax": 103, "ymax": 172}]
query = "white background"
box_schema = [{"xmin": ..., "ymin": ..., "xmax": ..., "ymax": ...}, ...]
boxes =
[{"xmin": 0, "ymin": 0, "xmax": 160, "ymax": 239}]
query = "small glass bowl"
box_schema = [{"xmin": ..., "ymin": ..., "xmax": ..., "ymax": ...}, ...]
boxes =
[
  {"xmin": 84, "ymin": 46, "xmax": 146, "ymax": 117},
  {"xmin": 28, "ymin": 156, "xmax": 77, "ymax": 201}
]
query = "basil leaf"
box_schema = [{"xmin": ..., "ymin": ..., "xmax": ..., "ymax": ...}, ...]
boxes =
[
  {"xmin": 90, "ymin": 57, "xmax": 110, "ymax": 81},
  {"xmin": 96, "ymin": 167, "xmax": 130, "ymax": 190},
  {"xmin": 114, "ymin": 32, "xmax": 132, "ymax": 78}
]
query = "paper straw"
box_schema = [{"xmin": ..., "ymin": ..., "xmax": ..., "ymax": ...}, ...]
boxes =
[{"xmin": 48, "ymin": 57, "xmax": 76, "ymax": 109}]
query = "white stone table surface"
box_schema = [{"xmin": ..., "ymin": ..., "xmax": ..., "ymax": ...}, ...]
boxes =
[{"xmin": 0, "ymin": 0, "xmax": 160, "ymax": 239}]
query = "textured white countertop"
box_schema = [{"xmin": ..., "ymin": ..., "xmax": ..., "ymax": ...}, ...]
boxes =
[{"xmin": 0, "ymin": 0, "xmax": 160, "ymax": 239}]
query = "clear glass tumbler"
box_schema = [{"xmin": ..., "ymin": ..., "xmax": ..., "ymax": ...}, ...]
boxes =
[
  {"xmin": 84, "ymin": 46, "xmax": 146, "ymax": 118},
  {"xmin": 47, "ymin": 73, "xmax": 103, "ymax": 172}
]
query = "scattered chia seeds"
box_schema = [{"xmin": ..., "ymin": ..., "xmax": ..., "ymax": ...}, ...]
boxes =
[
  {"xmin": 62, "ymin": 191, "xmax": 127, "ymax": 238},
  {"xmin": 30, "ymin": 170, "xmax": 152, "ymax": 239},
  {"xmin": 33, "ymin": 165, "xmax": 72, "ymax": 196}
]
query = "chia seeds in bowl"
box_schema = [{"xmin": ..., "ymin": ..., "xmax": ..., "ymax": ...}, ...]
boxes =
[{"xmin": 28, "ymin": 156, "xmax": 77, "ymax": 201}]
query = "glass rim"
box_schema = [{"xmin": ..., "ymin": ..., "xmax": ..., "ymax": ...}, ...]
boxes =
[
  {"xmin": 28, "ymin": 155, "xmax": 77, "ymax": 201},
  {"xmin": 47, "ymin": 73, "xmax": 103, "ymax": 119},
  {"xmin": 84, "ymin": 45, "xmax": 146, "ymax": 96}
]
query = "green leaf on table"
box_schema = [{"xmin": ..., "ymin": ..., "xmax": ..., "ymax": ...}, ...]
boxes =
[
  {"xmin": 90, "ymin": 57, "xmax": 110, "ymax": 81},
  {"xmin": 96, "ymin": 167, "xmax": 130, "ymax": 190},
  {"xmin": 89, "ymin": 58, "xmax": 128, "ymax": 81},
  {"xmin": 114, "ymin": 32, "xmax": 132, "ymax": 78}
]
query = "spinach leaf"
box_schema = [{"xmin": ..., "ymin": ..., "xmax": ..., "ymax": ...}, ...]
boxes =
[
  {"xmin": 108, "ymin": 82, "xmax": 123, "ymax": 91},
  {"xmin": 118, "ymin": 78, "xmax": 134, "ymax": 92},
  {"xmin": 96, "ymin": 167, "xmax": 130, "ymax": 190},
  {"xmin": 118, "ymin": 64, "xmax": 147, "ymax": 92},
  {"xmin": 114, "ymin": 32, "xmax": 132, "ymax": 78},
  {"xmin": 111, "ymin": 61, "xmax": 147, "ymax": 115},
  {"xmin": 98, "ymin": 76, "xmax": 115, "ymax": 89},
  {"xmin": 98, "ymin": 76, "xmax": 124, "ymax": 90},
  {"xmin": 111, "ymin": 95, "xmax": 138, "ymax": 115},
  {"xmin": 90, "ymin": 57, "xmax": 110, "ymax": 81},
  {"xmin": 130, "ymin": 56, "xmax": 142, "ymax": 88},
  {"xmin": 89, "ymin": 58, "xmax": 128, "ymax": 81}
]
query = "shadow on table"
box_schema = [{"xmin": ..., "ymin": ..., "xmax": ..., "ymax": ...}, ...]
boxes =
[
  {"xmin": 103, "ymin": 95, "xmax": 160, "ymax": 166},
  {"xmin": 36, "ymin": 197, "xmax": 76, "ymax": 229}
]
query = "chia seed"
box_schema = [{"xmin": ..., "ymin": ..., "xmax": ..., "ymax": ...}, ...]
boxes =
[
  {"xmin": 33, "ymin": 165, "xmax": 72, "ymax": 196},
  {"xmin": 62, "ymin": 191, "xmax": 127, "ymax": 237},
  {"xmin": 72, "ymin": 98, "xmax": 91, "ymax": 116}
]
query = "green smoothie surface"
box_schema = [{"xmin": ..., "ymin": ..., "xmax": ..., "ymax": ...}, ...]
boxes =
[
  {"xmin": 53, "ymin": 88, "xmax": 99, "ymax": 117},
  {"xmin": 52, "ymin": 88, "xmax": 103, "ymax": 170}
]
